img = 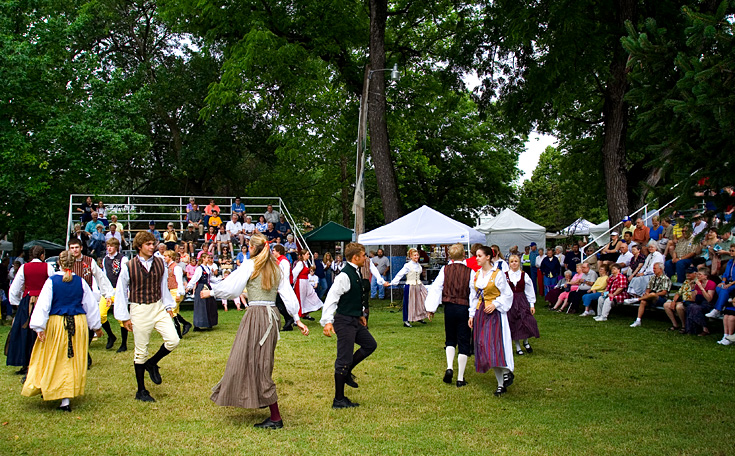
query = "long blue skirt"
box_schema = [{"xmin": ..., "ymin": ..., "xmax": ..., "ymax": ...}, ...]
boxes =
[{"xmin": 5, "ymin": 296, "xmax": 37, "ymax": 367}]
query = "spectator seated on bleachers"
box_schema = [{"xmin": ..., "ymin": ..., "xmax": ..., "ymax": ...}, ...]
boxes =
[
  {"xmin": 264, "ymin": 222, "xmax": 278, "ymax": 241},
  {"xmin": 713, "ymin": 230, "xmax": 734, "ymax": 274},
  {"xmin": 255, "ymin": 215, "xmax": 268, "ymax": 233},
  {"xmin": 208, "ymin": 210, "xmax": 222, "ymax": 230},
  {"xmin": 684, "ymin": 268, "xmax": 716, "ymax": 336},
  {"xmin": 203, "ymin": 226, "xmax": 217, "ymax": 254},
  {"xmin": 665, "ymin": 224, "xmax": 696, "ymax": 283},
  {"xmin": 276, "ymin": 215, "xmax": 291, "ymax": 239},
  {"xmin": 226, "ymin": 214, "xmax": 244, "ymax": 247},
  {"xmin": 187, "ymin": 203, "xmax": 204, "ymax": 235},
  {"xmin": 242, "ymin": 216, "xmax": 255, "ymax": 240},
  {"xmin": 105, "ymin": 222, "xmax": 123, "ymax": 246},
  {"xmin": 85, "ymin": 211, "xmax": 105, "ymax": 233},
  {"xmin": 580, "ymin": 265, "xmax": 608, "ymax": 317},
  {"xmin": 182, "ymin": 223, "xmax": 199, "ymax": 254},
  {"xmin": 626, "ymin": 244, "xmax": 646, "ymax": 279},
  {"xmin": 215, "ymin": 224, "xmax": 232, "ymax": 255},
  {"xmin": 147, "ymin": 221, "xmax": 162, "ymax": 244},
  {"xmin": 614, "ymin": 242, "xmax": 633, "ymax": 277},
  {"xmin": 626, "ymin": 263, "xmax": 671, "ymax": 328},
  {"xmin": 696, "ymin": 228, "xmax": 719, "ymax": 273},
  {"xmin": 231, "ymin": 197, "xmax": 245, "ymax": 221},
  {"xmin": 632, "ymin": 217, "xmax": 650, "ymax": 247},
  {"xmin": 622, "ymin": 231, "xmax": 637, "ymax": 249},
  {"xmin": 219, "ymin": 245, "xmax": 233, "ymax": 272},
  {"xmin": 593, "ymin": 263, "xmax": 628, "ymax": 322},
  {"xmin": 204, "ymin": 199, "xmax": 221, "ymax": 227},
  {"xmin": 263, "ymin": 204, "xmax": 280, "ymax": 224},
  {"xmin": 663, "ymin": 266, "xmax": 697, "ymax": 332},
  {"xmin": 627, "ymin": 241, "xmax": 665, "ymax": 297},
  {"xmin": 163, "ymin": 222, "xmax": 178, "ymax": 250},
  {"xmin": 599, "ymin": 231, "xmax": 622, "ymax": 268},
  {"xmin": 552, "ymin": 265, "xmax": 584, "ymax": 312},
  {"xmin": 705, "ymin": 245, "xmax": 735, "ymax": 320},
  {"xmin": 89, "ymin": 224, "xmax": 106, "ymax": 258}
]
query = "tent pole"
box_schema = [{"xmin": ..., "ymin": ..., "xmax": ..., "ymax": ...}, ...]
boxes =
[{"xmin": 389, "ymin": 245, "xmax": 393, "ymax": 303}]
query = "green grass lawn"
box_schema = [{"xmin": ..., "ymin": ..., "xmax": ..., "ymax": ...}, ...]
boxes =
[{"xmin": 1, "ymin": 298, "xmax": 734, "ymax": 455}]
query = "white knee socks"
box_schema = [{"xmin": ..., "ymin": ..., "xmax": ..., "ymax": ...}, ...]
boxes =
[
  {"xmin": 514, "ymin": 340, "xmax": 522, "ymax": 351},
  {"xmin": 457, "ymin": 354, "xmax": 468, "ymax": 381},
  {"xmin": 445, "ymin": 346, "xmax": 456, "ymax": 370},
  {"xmin": 60, "ymin": 398, "xmax": 70, "ymax": 407},
  {"xmin": 493, "ymin": 368, "xmax": 504, "ymax": 387}
]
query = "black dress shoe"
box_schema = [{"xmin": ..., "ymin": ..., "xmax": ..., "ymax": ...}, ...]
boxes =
[
  {"xmin": 116, "ymin": 345, "xmax": 127, "ymax": 353},
  {"xmin": 281, "ymin": 324, "xmax": 293, "ymax": 331},
  {"xmin": 87, "ymin": 355, "xmax": 92, "ymax": 370},
  {"xmin": 443, "ymin": 369, "xmax": 453, "ymax": 384},
  {"xmin": 494, "ymin": 386, "xmax": 506, "ymax": 397},
  {"xmin": 456, "ymin": 380, "xmax": 468, "ymax": 388},
  {"xmin": 503, "ymin": 371, "xmax": 515, "ymax": 388},
  {"xmin": 182, "ymin": 323, "xmax": 192, "ymax": 336},
  {"xmin": 403, "ymin": 321, "xmax": 412, "ymax": 328},
  {"xmin": 332, "ymin": 397, "xmax": 360, "ymax": 409},
  {"xmin": 253, "ymin": 418, "xmax": 284, "ymax": 429},
  {"xmin": 15, "ymin": 367, "xmax": 28, "ymax": 375},
  {"xmin": 193, "ymin": 327, "xmax": 203, "ymax": 332},
  {"xmin": 524, "ymin": 343, "xmax": 533, "ymax": 353},
  {"xmin": 135, "ymin": 390, "xmax": 156, "ymax": 402},
  {"xmin": 57, "ymin": 405, "xmax": 72, "ymax": 412},
  {"xmin": 345, "ymin": 373, "xmax": 358, "ymax": 388},
  {"xmin": 106, "ymin": 335, "xmax": 117, "ymax": 350},
  {"xmin": 417, "ymin": 320, "xmax": 427, "ymax": 325},
  {"xmin": 302, "ymin": 315, "xmax": 315, "ymax": 321},
  {"xmin": 145, "ymin": 362, "xmax": 162, "ymax": 385}
]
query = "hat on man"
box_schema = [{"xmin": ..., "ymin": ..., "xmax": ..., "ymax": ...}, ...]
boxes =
[
  {"xmin": 187, "ymin": 223, "xmax": 194, "ymax": 228},
  {"xmin": 530, "ymin": 242, "xmax": 537, "ymax": 247},
  {"xmin": 685, "ymin": 265, "xmax": 697, "ymax": 274},
  {"xmin": 622, "ymin": 216, "xmax": 631, "ymax": 222},
  {"xmin": 149, "ymin": 220, "xmax": 156, "ymax": 225}
]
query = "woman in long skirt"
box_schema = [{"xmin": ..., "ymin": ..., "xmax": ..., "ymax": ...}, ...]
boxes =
[
  {"xmin": 469, "ymin": 246, "xmax": 515, "ymax": 396},
  {"xmin": 292, "ymin": 250, "xmax": 323, "ymax": 320},
  {"xmin": 21, "ymin": 251, "xmax": 102, "ymax": 411},
  {"xmin": 387, "ymin": 248, "xmax": 428, "ymax": 327},
  {"xmin": 186, "ymin": 253, "xmax": 218, "ymax": 330},
  {"xmin": 201, "ymin": 234, "xmax": 309, "ymax": 429},
  {"xmin": 505, "ymin": 255, "xmax": 540, "ymax": 355},
  {"xmin": 6, "ymin": 246, "xmax": 54, "ymax": 375}
]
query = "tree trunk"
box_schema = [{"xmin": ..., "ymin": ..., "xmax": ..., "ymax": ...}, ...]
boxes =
[
  {"xmin": 368, "ymin": 0, "xmax": 403, "ymax": 224},
  {"xmin": 602, "ymin": 0, "xmax": 636, "ymax": 225},
  {"xmin": 340, "ymin": 154, "xmax": 352, "ymax": 227},
  {"xmin": 12, "ymin": 230, "xmax": 25, "ymax": 258}
]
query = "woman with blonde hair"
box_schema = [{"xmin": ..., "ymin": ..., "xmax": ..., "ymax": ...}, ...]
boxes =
[
  {"xmin": 202, "ymin": 233, "xmax": 309, "ymax": 429},
  {"xmin": 387, "ymin": 248, "xmax": 428, "ymax": 327},
  {"xmin": 505, "ymin": 254, "xmax": 540, "ymax": 356},
  {"xmin": 21, "ymin": 250, "xmax": 102, "ymax": 411}
]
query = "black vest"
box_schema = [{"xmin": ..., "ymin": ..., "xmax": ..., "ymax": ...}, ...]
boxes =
[
  {"xmin": 103, "ymin": 252, "xmax": 125, "ymax": 288},
  {"xmin": 337, "ymin": 264, "xmax": 367, "ymax": 317}
]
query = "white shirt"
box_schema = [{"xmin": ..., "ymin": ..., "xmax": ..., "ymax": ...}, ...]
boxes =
[
  {"xmin": 308, "ymin": 274, "xmax": 319, "ymax": 288},
  {"xmin": 210, "ymin": 259, "xmax": 300, "ymax": 321},
  {"xmin": 389, "ymin": 261, "xmax": 422, "ymax": 286},
  {"xmin": 168, "ymin": 261, "xmax": 186, "ymax": 296},
  {"xmin": 369, "ymin": 260, "xmax": 386, "ymax": 285},
  {"xmin": 30, "ymin": 273, "xmax": 102, "ymax": 332},
  {"xmin": 113, "ymin": 255, "xmax": 175, "ymax": 322},
  {"xmin": 79, "ymin": 256, "xmax": 114, "ymax": 299},
  {"xmin": 505, "ymin": 269, "xmax": 536, "ymax": 307},
  {"xmin": 321, "ymin": 261, "xmax": 362, "ymax": 326},
  {"xmin": 8, "ymin": 259, "xmax": 56, "ymax": 306},
  {"xmin": 468, "ymin": 266, "xmax": 513, "ymax": 318},
  {"xmin": 278, "ymin": 258, "xmax": 291, "ymax": 285},
  {"xmin": 226, "ymin": 221, "xmax": 242, "ymax": 236},
  {"xmin": 186, "ymin": 264, "xmax": 211, "ymax": 290},
  {"xmin": 105, "ymin": 231, "xmax": 123, "ymax": 243},
  {"xmin": 616, "ymin": 251, "xmax": 634, "ymax": 275},
  {"xmin": 292, "ymin": 261, "xmax": 307, "ymax": 284},
  {"xmin": 154, "ymin": 251, "xmax": 165, "ymax": 259},
  {"xmin": 425, "ymin": 260, "xmax": 474, "ymax": 313},
  {"xmin": 242, "ymin": 223, "xmax": 255, "ymax": 235},
  {"xmin": 641, "ymin": 251, "xmax": 665, "ymax": 275},
  {"xmin": 100, "ymin": 253, "xmax": 129, "ymax": 287}
]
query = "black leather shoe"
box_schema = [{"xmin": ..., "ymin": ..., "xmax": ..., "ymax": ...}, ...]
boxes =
[
  {"xmin": 403, "ymin": 321, "xmax": 412, "ymax": 328},
  {"xmin": 345, "ymin": 373, "xmax": 358, "ymax": 388},
  {"xmin": 145, "ymin": 362, "xmax": 162, "ymax": 385},
  {"xmin": 182, "ymin": 323, "xmax": 192, "ymax": 336},
  {"xmin": 87, "ymin": 354, "xmax": 92, "ymax": 370},
  {"xmin": 15, "ymin": 367, "xmax": 27, "ymax": 375},
  {"xmin": 494, "ymin": 386, "xmax": 506, "ymax": 397},
  {"xmin": 57, "ymin": 405, "xmax": 72, "ymax": 412},
  {"xmin": 106, "ymin": 335, "xmax": 117, "ymax": 350},
  {"xmin": 503, "ymin": 371, "xmax": 515, "ymax": 388},
  {"xmin": 456, "ymin": 380, "xmax": 468, "ymax": 388},
  {"xmin": 524, "ymin": 343, "xmax": 533, "ymax": 353},
  {"xmin": 443, "ymin": 369, "xmax": 453, "ymax": 384},
  {"xmin": 417, "ymin": 320, "xmax": 427, "ymax": 325},
  {"xmin": 281, "ymin": 324, "xmax": 293, "ymax": 331},
  {"xmin": 302, "ymin": 315, "xmax": 315, "ymax": 321},
  {"xmin": 116, "ymin": 344, "xmax": 127, "ymax": 353},
  {"xmin": 332, "ymin": 397, "xmax": 360, "ymax": 409},
  {"xmin": 253, "ymin": 418, "xmax": 284, "ymax": 429},
  {"xmin": 135, "ymin": 390, "xmax": 156, "ymax": 402}
]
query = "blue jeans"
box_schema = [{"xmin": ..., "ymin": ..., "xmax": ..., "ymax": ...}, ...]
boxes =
[
  {"xmin": 713, "ymin": 284, "xmax": 735, "ymax": 311},
  {"xmin": 317, "ymin": 277, "xmax": 328, "ymax": 300},
  {"xmin": 582, "ymin": 292, "xmax": 602, "ymax": 310},
  {"xmin": 371, "ymin": 275, "xmax": 386, "ymax": 299},
  {"xmin": 665, "ymin": 258, "xmax": 692, "ymax": 283},
  {"xmin": 529, "ymin": 266, "xmax": 538, "ymax": 294}
]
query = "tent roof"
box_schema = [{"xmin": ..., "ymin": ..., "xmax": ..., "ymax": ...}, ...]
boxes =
[
  {"xmin": 475, "ymin": 208, "xmax": 546, "ymax": 234},
  {"xmin": 560, "ymin": 218, "xmax": 595, "ymax": 236},
  {"xmin": 23, "ymin": 240, "xmax": 65, "ymax": 251},
  {"xmin": 303, "ymin": 221, "xmax": 354, "ymax": 242},
  {"xmin": 358, "ymin": 205, "xmax": 486, "ymax": 246},
  {"xmin": 0, "ymin": 240, "xmax": 12, "ymax": 251}
]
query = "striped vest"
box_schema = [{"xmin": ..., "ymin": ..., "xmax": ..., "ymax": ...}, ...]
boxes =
[
  {"xmin": 441, "ymin": 262, "xmax": 471, "ymax": 306},
  {"xmin": 72, "ymin": 255, "xmax": 94, "ymax": 288},
  {"xmin": 128, "ymin": 256, "xmax": 165, "ymax": 304}
]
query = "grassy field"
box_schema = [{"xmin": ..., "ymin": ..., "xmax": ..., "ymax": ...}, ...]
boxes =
[{"xmin": 1, "ymin": 298, "xmax": 734, "ymax": 456}]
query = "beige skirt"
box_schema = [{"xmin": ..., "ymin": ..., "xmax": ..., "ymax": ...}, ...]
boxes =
[
  {"xmin": 408, "ymin": 283, "xmax": 429, "ymax": 322},
  {"xmin": 210, "ymin": 306, "xmax": 280, "ymax": 408},
  {"xmin": 22, "ymin": 314, "xmax": 89, "ymax": 401}
]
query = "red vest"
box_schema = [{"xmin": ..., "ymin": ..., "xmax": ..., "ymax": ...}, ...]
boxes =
[
  {"xmin": 297, "ymin": 261, "xmax": 309, "ymax": 280},
  {"xmin": 167, "ymin": 262, "xmax": 178, "ymax": 290},
  {"xmin": 23, "ymin": 262, "xmax": 49, "ymax": 297},
  {"xmin": 278, "ymin": 256, "xmax": 292, "ymax": 284}
]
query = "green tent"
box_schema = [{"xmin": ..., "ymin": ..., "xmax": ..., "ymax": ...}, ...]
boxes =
[{"xmin": 303, "ymin": 221, "xmax": 354, "ymax": 242}]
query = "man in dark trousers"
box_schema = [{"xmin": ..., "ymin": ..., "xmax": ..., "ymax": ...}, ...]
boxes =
[{"xmin": 320, "ymin": 242, "xmax": 376, "ymax": 409}]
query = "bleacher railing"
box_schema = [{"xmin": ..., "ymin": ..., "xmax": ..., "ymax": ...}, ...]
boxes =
[{"xmin": 66, "ymin": 194, "xmax": 310, "ymax": 257}]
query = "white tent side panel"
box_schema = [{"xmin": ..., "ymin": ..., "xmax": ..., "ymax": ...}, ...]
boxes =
[{"xmin": 485, "ymin": 232, "xmax": 546, "ymax": 256}]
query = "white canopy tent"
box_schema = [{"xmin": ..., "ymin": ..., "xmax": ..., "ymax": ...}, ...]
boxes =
[
  {"xmin": 475, "ymin": 208, "xmax": 546, "ymax": 255},
  {"xmin": 589, "ymin": 220, "xmax": 611, "ymax": 246},
  {"xmin": 358, "ymin": 205, "xmax": 486, "ymax": 247},
  {"xmin": 560, "ymin": 218, "xmax": 595, "ymax": 236}
]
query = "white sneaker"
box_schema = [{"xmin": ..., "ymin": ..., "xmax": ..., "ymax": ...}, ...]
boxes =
[
  {"xmin": 624, "ymin": 298, "xmax": 640, "ymax": 305},
  {"xmin": 630, "ymin": 320, "xmax": 641, "ymax": 327},
  {"xmin": 580, "ymin": 311, "xmax": 589, "ymax": 317},
  {"xmin": 594, "ymin": 316, "xmax": 607, "ymax": 322},
  {"xmin": 705, "ymin": 309, "xmax": 721, "ymax": 319},
  {"xmin": 588, "ymin": 310, "xmax": 596, "ymax": 316},
  {"xmin": 717, "ymin": 339, "xmax": 732, "ymax": 346},
  {"xmin": 727, "ymin": 334, "xmax": 735, "ymax": 342}
]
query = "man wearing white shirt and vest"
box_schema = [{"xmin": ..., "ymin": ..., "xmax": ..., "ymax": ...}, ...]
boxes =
[
  {"xmin": 99, "ymin": 237, "xmax": 128, "ymax": 352},
  {"xmin": 114, "ymin": 231, "xmax": 180, "ymax": 402},
  {"xmin": 321, "ymin": 242, "xmax": 376, "ymax": 409}
]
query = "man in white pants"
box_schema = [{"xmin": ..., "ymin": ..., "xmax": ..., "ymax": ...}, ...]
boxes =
[{"xmin": 114, "ymin": 231, "xmax": 180, "ymax": 402}]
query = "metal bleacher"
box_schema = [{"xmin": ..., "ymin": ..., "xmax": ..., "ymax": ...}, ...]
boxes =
[{"xmin": 66, "ymin": 194, "xmax": 310, "ymax": 257}]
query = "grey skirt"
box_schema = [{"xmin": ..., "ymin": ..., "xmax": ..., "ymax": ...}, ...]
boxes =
[{"xmin": 211, "ymin": 305, "xmax": 280, "ymax": 408}]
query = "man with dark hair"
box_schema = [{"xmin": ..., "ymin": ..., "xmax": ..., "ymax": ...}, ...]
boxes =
[
  {"xmin": 114, "ymin": 231, "xmax": 180, "ymax": 402},
  {"xmin": 99, "ymin": 237, "xmax": 129, "ymax": 352},
  {"xmin": 321, "ymin": 242, "xmax": 376, "ymax": 409}
]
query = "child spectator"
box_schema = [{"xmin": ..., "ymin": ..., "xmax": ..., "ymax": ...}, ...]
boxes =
[
  {"xmin": 185, "ymin": 256, "xmax": 197, "ymax": 280},
  {"xmin": 308, "ymin": 266, "xmax": 319, "ymax": 290},
  {"xmin": 203, "ymin": 226, "xmax": 217, "ymax": 254},
  {"xmin": 208, "ymin": 210, "xmax": 222, "ymax": 229},
  {"xmin": 204, "ymin": 199, "xmax": 221, "ymax": 227},
  {"xmin": 216, "ymin": 224, "xmax": 232, "ymax": 255}
]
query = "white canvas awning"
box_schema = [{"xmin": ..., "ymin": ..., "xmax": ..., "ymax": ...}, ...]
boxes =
[{"xmin": 475, "ymin": 208, "xmax": 546, "ymax": 255}]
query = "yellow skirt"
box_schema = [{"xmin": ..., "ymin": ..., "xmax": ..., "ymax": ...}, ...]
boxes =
[{"xmin": 22, "ymin": 314, "xmax": 89, "ymax": 401}]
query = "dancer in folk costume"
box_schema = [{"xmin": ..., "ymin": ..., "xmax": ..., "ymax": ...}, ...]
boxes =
[
  {"xmin": 21, "ymin": 251, "xmax": 102, "ymax": 411},
  {"xmin": 273, "ymin": 244, "xmax": 295, "ymax": 331},
  {"xmin": 505, "ymin": 255, "xmax": 540, "ymax": 356},
  {"xmin": 164, "ymin": 250, "xmax": 191, "ymax": 337},
  {"xmin": 292, "ymin": 250, "xmax": 323, "ymax": 321},
  {"xmin": 98, "ymin": 237, "xmax": 129, "ymax": 352},
  {"xmin": 469, "ymin": 246, "xmax": 515, "ymax": 396},
  {"xmin": 114, "ymin": 231, "xmax": 180, "ymax": 402},
  {"xmin": 185, "ymin": 252, "xmax": 218, "ymax": 330},
  {"xmin": 386, "ymin": 248, "xmax": 428, "ymax": 327},
  {"xmin": 425, "ymin": 243, "xmax": 474, "ymax": 387},
  {"xmin": 202, "ymin": 234, "xmax": 309, "ymax": 429},
  {"xmin": 6, "ymin": 246, "xmax": 55, "ymax": 375}
]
